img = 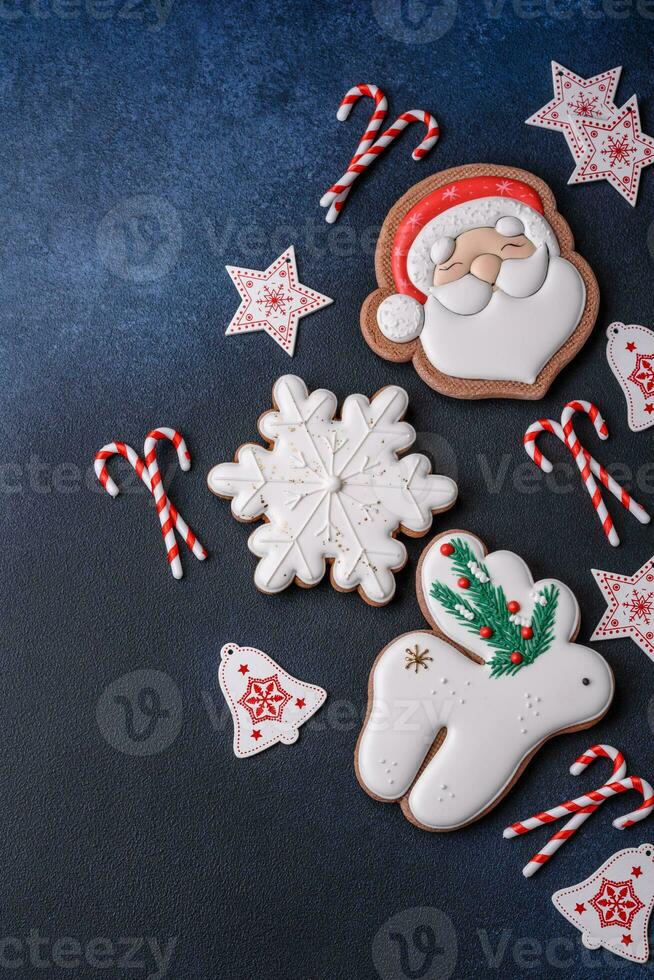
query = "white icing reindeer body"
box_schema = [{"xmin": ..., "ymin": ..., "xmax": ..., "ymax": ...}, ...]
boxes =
[{"xmin": 356, "ymin": 532, "xmax": 614, "ymax": 831}]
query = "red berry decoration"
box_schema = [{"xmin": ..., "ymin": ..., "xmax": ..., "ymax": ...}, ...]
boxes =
[
  {"xmin": 510, "ymin": 651, "xmax": 523, "ymax": 665},
  {"xmin": 440, "ymin": 542, "xmax": 455, "ymax": 556},
  {"xmin": 480, "ymin": 626, "xmax": 494, "ymax": 639},
  {"xmin": 521, "ymin": 626, "xmax": 534, "ymax": 640},
  {"xmin": 507, "ymin": 600, "xmax": 521, "ymax": 614},
  {"xmin": 457, "ymin": 577, "xmax": 470, "ymax": 589}
]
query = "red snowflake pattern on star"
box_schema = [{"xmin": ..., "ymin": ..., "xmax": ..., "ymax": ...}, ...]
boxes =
[
  {"xmin": 602, "ymin": 134, "xmax": 636, "ymax": 168},
  {"xmin": 623, "ymin": 590, "xmax": 654, "ymax": 624},
  {"xmin": 628, "ymin": 353, "xmax": 654, "ymax": 397},
  {"xmin": 570, "ymin": 96, "xmax": 654, "ymax": 206},
  {"xmin": 237, "ymin": 673, "xmax": 292, "ymax": 725},
  {"xmin": 591, "ymin": 557, "xmax": 654, "ymax": 663},
  {"xmin": 569, "ymin": 93, "xmax": 601, "ymax": 118},
  {"xmin": 225, "ymin": 246, "xmax": 332, "ymax": 355},
  {"xmin": 590, "ymin": 878, "xmax": 644, "ymax": 930}
]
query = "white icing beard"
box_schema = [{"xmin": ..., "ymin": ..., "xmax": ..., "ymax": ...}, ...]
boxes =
[{"xmin": 421, "ymin": 254, "xmax": 586, "ymax": 384}]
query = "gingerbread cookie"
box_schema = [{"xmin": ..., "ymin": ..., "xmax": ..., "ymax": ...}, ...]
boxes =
[
  {"xmin": 360, "ymin": 164, "xmax": 599, "ymax": 399},
  {"xmin": 207, "ymin": 375, "xmax": 457, "ymax": 605},
  {"xmin": 355, "ymin": 531, "xmax": 614, "ymax": 831}
]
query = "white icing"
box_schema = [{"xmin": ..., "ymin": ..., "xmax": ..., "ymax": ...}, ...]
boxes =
[
  {"xmin": 430, "ymin": 236, "xmax": 455, "ymax": 265},
  {"xmin": 207, "ymin": 376, "xmax": 458, "ymax": 604},
  {"xmin": 429, "ymin": 274, "xmax": 491, "ymax": 316},
  {"xmin": 406, "ymin": 197, "xmax": 560, "ymax": 297},
  {"xmin": 356, "ymin": 532, "xmax": 614, "ymax": 830},
  {"xmin": 419, "ymin": 256, "xmax": 586, "ymax": 383},
  {"xmin": 377, "ymin": 293, "xmax": 424, "ymax": 343},
  {"xmin": 219, "ymin": 642, "xmax": 326, "ymax": 758},
  {"xmin": 495, "ymin": 215, "xmax": 525, "ymax": 237},
  {"xmin": 494, "ymin": 243, "xmax": 549, "ymax": 298},
  {"xmin": 605, "ymin": 321, "xmax": 654, "ymax": 433}
]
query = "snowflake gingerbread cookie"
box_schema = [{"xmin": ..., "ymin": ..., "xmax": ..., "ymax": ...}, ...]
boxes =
[
  {"xmin": 553, "ymin": 844, "xmax": 654, "ymax": 964},
  {"xmin": 355, "ymin": 531, "xmax": 614, "ymax": 831},
  {"xmin": 606, "ymin": 322, "xmax": 654, "ymax": 431},
  {"xmin": 207, "ymin": 375, "xmax": 457, "ymax": 605},
  {"xmin": 360, "ymin": 164, "xmax": 598, "ymax": 399}
]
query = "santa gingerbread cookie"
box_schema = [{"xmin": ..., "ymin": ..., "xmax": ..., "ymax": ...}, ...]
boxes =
[
  {"xmin": 355, "ymin": 531, "xmax": 615, "ymax": 831},
  {"xmin": 361, "ymin": 164, "xmax": 599, "ymax": 399}
]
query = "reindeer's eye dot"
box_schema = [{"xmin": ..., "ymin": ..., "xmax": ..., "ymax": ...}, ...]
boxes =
[
  {"xmin": 613, "ymin": 328, "xmax": 619, "ymax": 334},
  {"xmin": 645, "ymin": 849, "xmax": 652, "ymax": 856},
  {"xmin": 582, "ymin": 677, "xmax": 590, "ymax": 686}
]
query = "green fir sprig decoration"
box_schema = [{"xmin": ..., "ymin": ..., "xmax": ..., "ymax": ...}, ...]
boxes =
[{"xmin": 429, "ymin": 538, "xmax": 559, "ymax": 678}]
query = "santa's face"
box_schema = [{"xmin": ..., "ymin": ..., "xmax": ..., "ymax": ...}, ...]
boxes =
[{"xmin": 420, "ymin": 219, "xmax": 586, "ymax": 384}]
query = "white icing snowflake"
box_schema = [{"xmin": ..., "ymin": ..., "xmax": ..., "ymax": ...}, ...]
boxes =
[{"xmin": 207, "ymin": 375, "xmax": 458, "ymax": 604}]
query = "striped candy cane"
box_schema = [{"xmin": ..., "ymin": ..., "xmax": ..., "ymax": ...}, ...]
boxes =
[
  {"xmin": 524, "ymin": 401, "xmax": 650, "ymax": 546},
  {"xmin": 321, "ymin": 84, "xmax": 388, "ymax": 224},
  {"xmin": 561, "ymin": 401, "xmax": 650, "ymax": 528},
  {"xmin": 506, "ymin": 745, "xmax": 627, "ymax": 878},
  {"xmin": 321, "ymin": 100, "xmax": 439, "ymax": 223},
  {"xmin": 95, "ymin": 430, "xmax": 207, "ymax": 579}
]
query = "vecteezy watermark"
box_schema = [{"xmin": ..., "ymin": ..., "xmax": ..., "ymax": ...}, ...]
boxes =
[
  {"xmin": 477, "ymin": 453, "xmax": 654, "ymax": 497},
  {"xmin": 96, "ymin": 669, "xmax": 183, "ymax": 756},
  {"xmin": 0, "ymin": 932, "xmax": 177, "ymax": 977},
  {"xmin": 372, "ymin": 907, "xmax": 458, "ymax": 980},
  {"xmin": 485, "ymin": 0, "xmax": 654, "ymax": 19},
  {"xmin": 0, "ymin": 0, "xmax": 174, "ymax": 29},
  {"xmin": 0, "ymin": 453, "xmax": 183, "ymax": 497},
  {"xmin": 97, "ymin": 195, "xmax": 182, "ymax": 283},
  {"xmin": 203, "ymin": 214, "xmax": 381, "ymax": 263},
  {"xmin": 371, "ymin": 0, "xmax": 459, "ymax": 42}
]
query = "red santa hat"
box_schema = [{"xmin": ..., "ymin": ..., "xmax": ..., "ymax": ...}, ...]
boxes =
[{"xmin": 377, "ymin": 175, "xmax": 559, "ymax": 343}]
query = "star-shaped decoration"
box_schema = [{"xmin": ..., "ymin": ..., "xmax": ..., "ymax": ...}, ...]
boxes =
[
  {"xmin": 569, "ymin": 96, "xmax": 654, "ymax": 206},
  {"xmin": 295, "ymin": 698, "xmax": 306, "ymax": 709},
  {"xmin": 238, "ymin": 664, "xmax": 249, "ymax": 675},
  {"xmin": 591, "ymin": 556, "xmax": 654, "ymax": 663},
  {"xmin": 526, "ymin": 61, "xmax": 621, "ymax": 162},
  {"xmin": 225, "ymin": 246, "xmax": 333, "ymax": 356},
  {"xmin": 646, "ymin": 404, "xmax": 654, "ymax": 415},
  {"xmin": 622, "ymin": 934, "xmax": 634, "ymax": 946},
  {"xmin": 626, "ymin": 342, "xmax": 637, "ymax": 352},
  {"xmin": 575, "ymin": 903, "xmax": 586, "ymax": 914},
  {"xmin": 633, "ymin": 867, "xmax": 643, "ymax": 878},
  {"xmin": 251, "ymin": 729, "xmax": 262, "ymax": 741}
]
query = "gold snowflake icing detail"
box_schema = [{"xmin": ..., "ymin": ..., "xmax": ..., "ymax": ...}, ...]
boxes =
[{"xmin": 404, "ymin": 644, "xmax": 433, "ymax": 673}]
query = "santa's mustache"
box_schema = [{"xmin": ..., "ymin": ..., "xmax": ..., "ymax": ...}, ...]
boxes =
[{"xmin": 428, "ymin": 245, "xmax": 550, "ymax": 315}]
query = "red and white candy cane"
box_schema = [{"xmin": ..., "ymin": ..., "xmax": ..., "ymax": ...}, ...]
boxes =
[
  {"xmin": 504, "ymin": 745, "xmax": 627, "ymax": 877},
  {"xmin": 504, "ymin": 745, "xmax": 654, "ymax": 877},
  {"xmin": 321, "ymin": 86, "xmax": 439, "ymax": 223},
  {"xmin": 321, "ymin": 84, "xmax": 388, "ymax": 224},
  {"xmin": 95, "ymin": 429, "xmax": 207, "ymax": 580},
  {"xmin": 524, "ymin": 400, "xmax": 650, "ymax": 546}
]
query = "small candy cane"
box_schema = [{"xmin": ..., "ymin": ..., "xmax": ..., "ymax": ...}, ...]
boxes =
[
  {"xmin": 561, "ymin": 401, "xmax": 650, "ymax": 528},
  {"xmin": 524, "ymin": 401, "xmax": 650, "ymax": 546},
  {"xmin": 321, "ymin": 89, "xmax": 439, "ymax": 223},
  {"xmin": 95, "ymin": 429, "xmax": 207, "ymax": 579},
  {"xmin": 508, "ymin": 745, "xmax": 627, "ymax": 877},
  {"xmin": 322, "ymin": 84, "xmax": 388, "ymax": 223}
]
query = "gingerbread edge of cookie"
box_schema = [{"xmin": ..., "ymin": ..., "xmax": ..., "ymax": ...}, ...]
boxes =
[{"xmin": 360, "ymin": 163, "xmax": 600, "ymax": 400}]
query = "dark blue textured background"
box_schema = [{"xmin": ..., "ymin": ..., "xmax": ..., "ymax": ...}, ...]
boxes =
[{"xmin": 3, "ymin": 1, "xmax": 654, "ymax": 977}]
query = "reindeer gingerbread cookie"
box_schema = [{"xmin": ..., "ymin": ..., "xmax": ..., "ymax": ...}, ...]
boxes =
[
  {"xmin": 355, "ymin": 531, "xmax": 615, "ymax": 831},
  {"xmin": 360, "ymin": 164, "xmax": 599, "ymax": 399}
]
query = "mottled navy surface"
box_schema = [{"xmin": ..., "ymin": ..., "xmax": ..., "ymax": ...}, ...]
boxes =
[{"xmin": 2, "ymin": 1, "xmax": 654, "ymax": 978}]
